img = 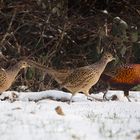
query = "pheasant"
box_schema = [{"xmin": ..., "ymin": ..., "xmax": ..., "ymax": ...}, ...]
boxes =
[
  {"xmin": 0, "ymin": 60, "xmax": 30, "ymax": 93},
  {"xmin": 100, "ymin": 64, "xmax": 140, "ymax": 101},
  {"xmin": 60, "ymin": 52, "xmax": 115, "ymax": 104},
  {"xmin": 28, "ymin": 53, "xmax": 115, "ymax": 103}
]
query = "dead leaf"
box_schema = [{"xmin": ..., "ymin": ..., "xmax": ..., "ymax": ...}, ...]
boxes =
[{"xmin": 55, "ymin": 106, "xmax": 65, "ymax": 116}]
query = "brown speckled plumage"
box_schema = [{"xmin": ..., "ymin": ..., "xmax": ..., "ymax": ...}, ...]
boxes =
[
  {"xmin": 0, "ymin": 69, "xmax": 6, "ymax": 87},
  {"xmin": 27, "ymin": 53, "xmax": 115, "ymax": 103},
  {"xmin": 61, "ymin": 52, "xmax": 115, "ymax": 103},
  {"xmin": 0, "ymin": 61, "xmax": 29, "ymax": 93}
]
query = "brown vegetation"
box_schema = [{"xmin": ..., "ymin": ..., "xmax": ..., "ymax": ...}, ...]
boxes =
[{"xmin": 0, "ymin": 0, "xmax": 139, "ymax": 91}]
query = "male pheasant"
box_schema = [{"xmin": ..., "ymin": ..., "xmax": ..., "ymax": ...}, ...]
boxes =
[{"xmin": 101, "ymin": 64, "xmax": 140, "ymax": 101}]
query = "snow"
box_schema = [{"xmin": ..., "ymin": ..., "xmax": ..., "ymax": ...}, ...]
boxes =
[{"xmin": 0, "ymin": 90, "xmax": 140, "ymax": 140}]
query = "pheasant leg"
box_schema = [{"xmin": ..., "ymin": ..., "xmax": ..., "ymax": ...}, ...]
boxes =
[
  {"xmin": 68, "ymin": 94, "xmax": 74, "ymax": 104},
  {"xmin": 103, "ymin": 91, "xmax": 109, "ymax": 101},
  {"xmin": 124, "ymin": 90, "xmax": 131, "ymax": 102},
  {"xmin": 103, "ymin": 83, "xmax": 110, "ymax": 101},
  {"xmin": 126, "ymin": 96, "xmax": 131, "ymax": 102}
]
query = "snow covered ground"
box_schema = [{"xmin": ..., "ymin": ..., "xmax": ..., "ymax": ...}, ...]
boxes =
[{"xmin": 0, "ymin": 90, "xmax": 140, "ymax": 140}]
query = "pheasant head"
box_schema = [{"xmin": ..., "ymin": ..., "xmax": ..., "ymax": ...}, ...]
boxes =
[
  {"xmin": 102, "ymin": 52, "xmax": 115, "ymax": 63},
  {"xmin": 17, "ymin": 60, "xmax": 30, "ymax": 69}
]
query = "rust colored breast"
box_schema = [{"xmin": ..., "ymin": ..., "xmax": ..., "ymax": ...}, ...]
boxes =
[{"xmin": 109, "ymin": 64, "xmax": 140, "ymax": 85}]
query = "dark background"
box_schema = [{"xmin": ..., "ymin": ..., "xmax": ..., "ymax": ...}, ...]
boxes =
[{"xmin": 0, "ymin": 0, "xmax": 139, "ymax": 91}]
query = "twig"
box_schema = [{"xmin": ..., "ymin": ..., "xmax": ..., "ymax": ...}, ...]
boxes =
[{"xmin": 0, "ymin": 9, "xmax": 17, "ymax": 47}]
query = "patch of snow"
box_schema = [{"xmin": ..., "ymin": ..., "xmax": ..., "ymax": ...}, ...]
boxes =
[{"xmin": 0, "ymin": 90, "xmax": 140, "ymax": 140}]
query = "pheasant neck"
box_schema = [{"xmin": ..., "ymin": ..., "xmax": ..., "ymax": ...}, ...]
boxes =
[
  {"xmin": 93, "ymin": 57, "xmax": 109, "ymax": 72},
  {"xmin": 6, "ymin": 63, "xmax": 22, "ymax": 82}
]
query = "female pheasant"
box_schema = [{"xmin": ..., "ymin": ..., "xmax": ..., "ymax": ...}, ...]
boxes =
[
  {"xmin": 28, "ymin": 52, "xmax": 115, "ymax": 103},
  {"xmin": 61, "ymin": 52, "xmax": 115, "ymax": 104},
  {"xmin": 0, "ymin": 60, "xmax": 30, "ymax": 93}
]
